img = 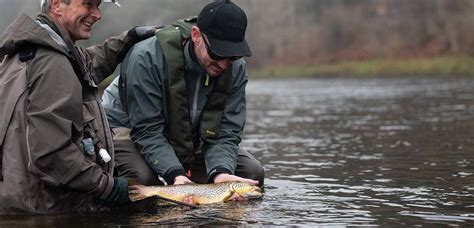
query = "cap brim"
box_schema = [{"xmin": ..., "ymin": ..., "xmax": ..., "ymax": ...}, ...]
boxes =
[{"xmin": 207, "ymin": 37, "xmax": 252, "ymax": 57}]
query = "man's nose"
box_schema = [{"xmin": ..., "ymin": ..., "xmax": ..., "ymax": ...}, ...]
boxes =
[
  {"xmin": 91, "ymin": 6, "xmax": 102, "ymax": 21},
  {"xmin": 217, "ymin": 59, "xmax": 232, "ymax": 70}
]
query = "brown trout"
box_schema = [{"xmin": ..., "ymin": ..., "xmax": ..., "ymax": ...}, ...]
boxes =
[{"xmin": 128, "ymin": 181, "xmax": 262, "ymax": 206}]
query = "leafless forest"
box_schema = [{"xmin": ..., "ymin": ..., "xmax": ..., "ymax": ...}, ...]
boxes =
[{"xmin": 1, "ymin": 0, "xmax": 473, "ymax": 68}]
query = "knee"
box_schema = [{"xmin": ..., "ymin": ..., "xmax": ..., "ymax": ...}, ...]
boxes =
[
  {"xmin": 253, "ymin": 164, "xmax": 265, "ymax": 187},
  {"xmin": 240, "ymin": 160, "xmax": 265, "ymax": 187},
  {"xmin": 121, "ymin": 166, "xmax": 159, "ymax": 186},
  {"xmin": 136, "ymin": 169, "xmax": 160, "ymax": 186}
]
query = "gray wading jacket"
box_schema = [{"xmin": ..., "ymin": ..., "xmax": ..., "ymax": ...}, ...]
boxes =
[
  {"xmin": 0, "ymin": 13, "xmax": 137, "ymax": 213},
  {"xmin": 102, "ymin": 19, "xmax": 248, "ymax": 184}
]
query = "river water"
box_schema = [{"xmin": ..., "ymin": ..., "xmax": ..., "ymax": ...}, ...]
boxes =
[{"xmin": 1, "ymin": 77, "xmax": 473, "ymax": 226}]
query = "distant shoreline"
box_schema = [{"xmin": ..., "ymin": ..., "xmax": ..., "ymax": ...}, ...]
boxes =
[
  {"xmin": 250, "ymin": 56, "xmax": 474, "ymax": 78},
  {"xmin": 99, "ymin": 55, "xmax": 474, "ymax": 95}
]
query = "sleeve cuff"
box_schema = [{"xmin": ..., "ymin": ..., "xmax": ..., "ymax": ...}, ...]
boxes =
[
  {"xmin": 163, "ymin": 167, "xmax": 187, "ymax": 185},
  {"xmin": 96, "ymin": 174, "xmax": 115, "ymax": 199},
  {"xmin": 207, "ymin": 167, "xmax": 233, "ymax": 183}
]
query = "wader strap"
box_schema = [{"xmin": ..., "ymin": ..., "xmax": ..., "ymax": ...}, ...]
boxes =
[
  {"xmin": 200, "ymin": 70, "xmax": 233, "ymax": 144},
  {"xmin": 18, "ymin": 46, "xmax": 37, "ymax": 62},
  {"xmin": 156, "ymin": 24, "xmax": 195, "ymax": 164}
]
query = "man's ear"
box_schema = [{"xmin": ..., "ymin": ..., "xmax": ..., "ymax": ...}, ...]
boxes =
[
  {"xmin": 50, "ymin": 0, "xmax": 63, "ymax": 16},
  {"xmin": 191, "ymin": 26, "xmax": 201, "ymax": 44}
]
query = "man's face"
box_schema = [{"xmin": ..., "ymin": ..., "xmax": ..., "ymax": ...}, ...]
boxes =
[
  {"xmin": 192, "ymin": 27, "xmax": 238, "ymax": 77},
  {"xmin": 57, "ymin": 0, "xmax": 102, "ymax": 42}
]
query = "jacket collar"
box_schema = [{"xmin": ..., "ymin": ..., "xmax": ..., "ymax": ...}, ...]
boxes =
[
  {"xmin": 184, "ymin": 40, "xmax": 204, "ymax": 74},
  {"xmin": 35, "ymin": 14, "xmax": 75, "ymax": 56}
]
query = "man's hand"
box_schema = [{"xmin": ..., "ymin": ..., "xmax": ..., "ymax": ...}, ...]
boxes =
[
  {"xmin": 213, "ymin": 173, "xmax": 259, "ymax": 202},
  {"xmin": 129, "ymin": 25, "xmax": 162, "ymax": 42},
  {"xmin": 213, "ymin": 173, "xmax": 259, "ymax": 185},
  {"xmin": 174, "ymin": 175, "xmax": 193, "ymax": 185}
]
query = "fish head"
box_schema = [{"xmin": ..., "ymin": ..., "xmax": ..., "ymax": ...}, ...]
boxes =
[{"xmin": 231, "ymin": 182, "xmax": 263, "ymax": 199}]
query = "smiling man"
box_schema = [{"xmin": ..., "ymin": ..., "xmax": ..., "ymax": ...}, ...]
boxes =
[
  {"xmin": 101, "ymin": 0, "xmax": 265, "ymax": 196},
  {"xmin": 0, "ymin": 0, "xmax": 157, "ymax": 213}
]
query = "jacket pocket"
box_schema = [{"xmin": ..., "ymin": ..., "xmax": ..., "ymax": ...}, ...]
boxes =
[
  {"xmin": 81, "ymin": 114, "xmax": 97, "ymax": 162},
  {"xmin": 82, "ymin": 101, "xmax": 110, "ymax": 165}
]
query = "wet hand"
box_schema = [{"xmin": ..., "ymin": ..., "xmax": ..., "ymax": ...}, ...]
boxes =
[
  {"xmin": 174, "ymin": 175, "xmax": 193, "ymax": 185},
  {"xmin": 213, "ymin": 173, "xmax": 259, "ymax": 186}
]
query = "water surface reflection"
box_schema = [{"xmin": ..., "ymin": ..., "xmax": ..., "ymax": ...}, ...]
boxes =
[
  {"xmin": 244, "ymin": 78, "xmax": 474, "ymax": 226},
  {"xmin": 0, "ymin": 77, "xmax": 473, "ymax": 226}
]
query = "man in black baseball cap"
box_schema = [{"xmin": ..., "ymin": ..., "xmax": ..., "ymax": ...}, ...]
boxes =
[{"xmin": 102, "ymin": 0, "xmax": 264, "ymax": 204}]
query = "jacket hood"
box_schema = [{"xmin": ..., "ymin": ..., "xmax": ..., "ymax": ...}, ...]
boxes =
[{"xmin": 0, "ymin": 13, "xmax": 69, "ymax": 58}]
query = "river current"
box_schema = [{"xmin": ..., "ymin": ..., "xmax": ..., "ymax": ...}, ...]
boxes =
[{"xmin": 0, "ymin": 77, "xmax": 473, "ymax": 226}]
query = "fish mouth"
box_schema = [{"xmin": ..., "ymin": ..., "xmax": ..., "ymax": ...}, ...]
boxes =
[
  {"xmin": 244, "ymin": 187, "xmax": 263, "ymax": 199},
  {"xmin": 231, "ymin": 183, "xmax": 263, "ymax": 200}
]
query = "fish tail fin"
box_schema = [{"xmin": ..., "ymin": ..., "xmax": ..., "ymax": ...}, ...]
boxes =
[{"xmin": 128, "ymin": 184, "xmax": 150, "ymax": 202}]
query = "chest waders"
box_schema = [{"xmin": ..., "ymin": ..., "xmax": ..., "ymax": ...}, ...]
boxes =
[{"xmin": 155, "ymin": 18, "xmax": 232, "ymax": 165}]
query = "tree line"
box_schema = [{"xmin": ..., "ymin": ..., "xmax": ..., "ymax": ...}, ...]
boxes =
[{"xmin": 1, "ymin": 0, "xmax": 473, "ymax": 68}]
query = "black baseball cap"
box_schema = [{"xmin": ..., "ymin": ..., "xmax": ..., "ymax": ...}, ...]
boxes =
[{"xmin": 197, "ymin": 0, "xmax": 252, "ymax": 57}]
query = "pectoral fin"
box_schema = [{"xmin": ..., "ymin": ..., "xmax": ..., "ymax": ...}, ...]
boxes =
[{"xmin": 222, "ymin": 191, "xmax": 236, "ymax": 202}]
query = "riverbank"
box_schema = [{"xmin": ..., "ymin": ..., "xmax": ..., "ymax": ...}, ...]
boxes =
[
  {"xmin": 98, "ymin": 56, "xmax": 474, "ymax": 94},
  {"xmin": 250, "ymin": 56, "xmax": 474, "ymax": 78}
]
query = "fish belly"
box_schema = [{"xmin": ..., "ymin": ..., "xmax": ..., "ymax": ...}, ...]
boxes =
[{"xmin": 152, "ymin": 185, "xmax": 231, "ymax": 205}]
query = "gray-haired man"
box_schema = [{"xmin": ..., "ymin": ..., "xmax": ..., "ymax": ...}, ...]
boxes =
[{"xmin": 0, "ymin": 0, "xmax": 156, "ymax": 213}]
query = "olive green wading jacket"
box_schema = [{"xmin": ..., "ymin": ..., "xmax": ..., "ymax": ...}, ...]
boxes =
[
  {"xmin": 0, "ymin": 13, "xmax": 135, "ymax": 213},
  {"xmin": 102, "ymin": 18, "xmax": 248, "ymax": 184}
]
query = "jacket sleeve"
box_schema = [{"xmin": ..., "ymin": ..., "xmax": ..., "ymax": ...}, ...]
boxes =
[
  {"xmin": 26, "ymin": 52, "xmax": 113, "ymax": 199},
  {"xmin": 123, "ymin": 39, "xmax": 186, "ymax": 184},
  {"xmin": 84, "ymin": 29, "xmax": 140, "ymax": 84},
  {"xmin": 204, "ymin": 59, "xmax": 248, "ymax": 180}
]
